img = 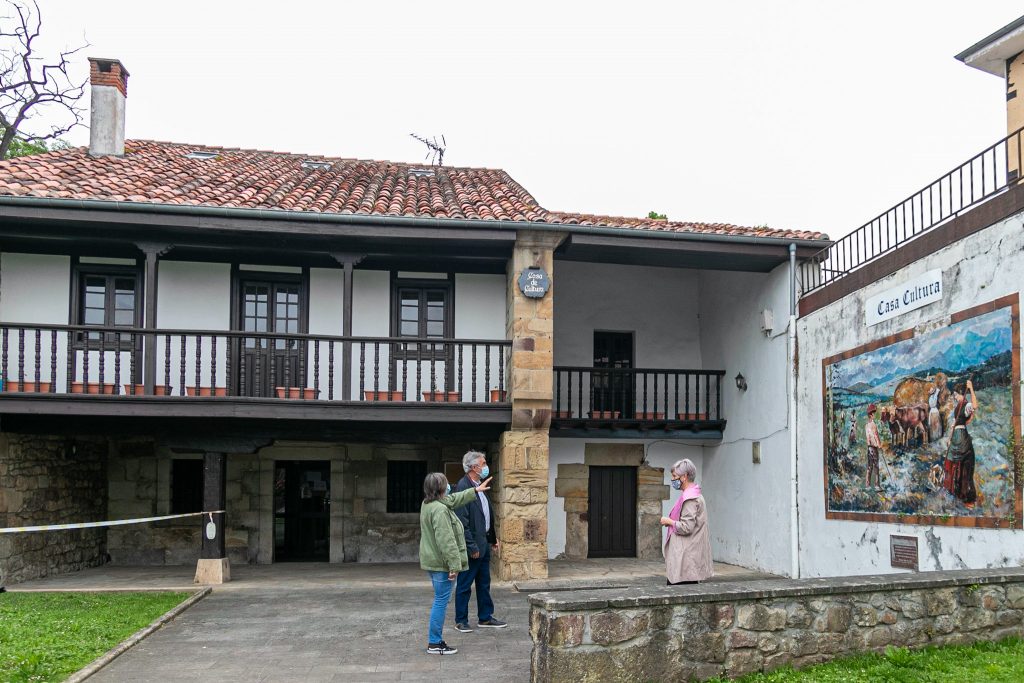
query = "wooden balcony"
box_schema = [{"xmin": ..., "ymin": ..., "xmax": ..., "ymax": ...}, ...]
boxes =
[
  {"xmin": 551, "ymin": 366, "xmax": 727, "ymax": 438},
  {"xmin": 0, "ymin": 323, "xmax": 511, "ymax": 426}
]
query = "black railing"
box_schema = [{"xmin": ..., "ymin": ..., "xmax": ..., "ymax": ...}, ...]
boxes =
[
  {"xmin": 552, "ymin": 367, "xmax": 725, "ymax": 422},
  {"xmin": 0, "ymin": 323, "xmax": 510, "ymax": 403},
  {"xmin": 803, "ymin": 126, "xmax": 1024, "ymax": 293}
]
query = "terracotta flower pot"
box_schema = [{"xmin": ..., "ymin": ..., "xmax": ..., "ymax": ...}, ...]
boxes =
[
  {"xmin": 634, "ymin": 411, "xmax": 665, "ymax": 419},
  {"xmin": 588, "ymin": 410, "xmax": 620, "ymax": 419},
  {"xmin": 302, "ymin": 387, "xmax": 318, "ymax": 400},
  {"xmin": 364, "ymin": 390, "xmax": 405, "ymax": 402},
  {"xmin": 422, "ymin": 391, "xmax": 461, "ymax": 402},
  {"xmin": 123, "ymin": 384, "xmax": 172, "ymax": 396},
  {"xmin": 677, "ymin": 412, "xmax": 708, "ymax": 421},
  {"xmin": 5, "ymin": 381, "xmax": 52, "ymax": 393},
  {"xmin": 552, "ymin": 410, "xmax": 573, "ymax": 419},
  {"xmin": 71, "ymin": 381, "xmax": 116, "ymax": 395},
  {"xmin": 186, "ymin": 386, "xmax": 227, "ymax": 397},
  {"xmin": 287, "ymin": 387, "xmax": 302, "ymax": 399},
  {"xmin": 489, "ymin": 389, "xmax": 508, "ymax": 402}
]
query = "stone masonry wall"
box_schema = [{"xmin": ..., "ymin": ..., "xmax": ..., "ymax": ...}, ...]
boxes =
[
  {"xmin": 530, "ymin": 568, "xmax": 1024, "ymax": 682},
  {"xmin": 0, "ymin": 434, "xmax": 108, "ymax": 585}
]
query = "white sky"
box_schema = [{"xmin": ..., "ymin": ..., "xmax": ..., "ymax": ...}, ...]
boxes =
[{"xmin": 32, "ymin": 1, "xmax": 1023, "ymax": 238}]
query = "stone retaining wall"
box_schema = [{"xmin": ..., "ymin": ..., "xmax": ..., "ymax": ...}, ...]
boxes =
[
  {"xmin": 0, "ymin": 434, "xmax": 108, "ymax": 584},
  {"xmin": 529, "ymin": 568, "xmax": 1024, "ymax": 682}
]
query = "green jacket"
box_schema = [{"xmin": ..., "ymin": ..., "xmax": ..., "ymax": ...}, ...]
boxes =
[{"xmin": 420, "ymin": 488, "xmax": 478, "ymax": 573}]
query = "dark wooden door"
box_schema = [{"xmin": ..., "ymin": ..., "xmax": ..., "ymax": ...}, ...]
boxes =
[
  {"xmin": 593, "ymin": 331, "xmax": 634, "ymax": 417},
  {"xmin": 239, "ymin": 279, "xmax": 304, "ymax": 397},
  {"xmin": 273, "ymin": 461, "xmax": 330, "ymax": 561},
  {"xmin": 588, "ymin": 466, "xmax": 637, "ymax": 558}
]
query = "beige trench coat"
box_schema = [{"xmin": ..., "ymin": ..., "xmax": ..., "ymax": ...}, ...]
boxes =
[{"xmin": 664, "ymin": 494, "xmax": 714, "ymax": 583}]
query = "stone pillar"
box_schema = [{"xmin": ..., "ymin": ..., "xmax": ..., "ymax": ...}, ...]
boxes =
[
  {"xmin": 496, "ymin": 230, "xmax": 565, "ymax": 581},
  {"xmin": 1009, "ymin": 51, "xmax": 1024, "ymax": 185},
  {"xmin": 194, "ymin": 451, "xmax": 230, "ymax": 584}
]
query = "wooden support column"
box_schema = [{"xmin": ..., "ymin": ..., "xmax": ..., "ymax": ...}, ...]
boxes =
[
  {"xmin": 194, "ymin": 451, "xmax": 230, "ymax": 584},
  {"xmin": 496, "ymin": 230, "xmax": 566, "ymax": 581},
  {"xmin": 135, "ymin": 242, "xmax": 172, "ymax": 393},
  {"xmin": 331, "ymin": 253, "xmax": 365, "ymax": 400}
]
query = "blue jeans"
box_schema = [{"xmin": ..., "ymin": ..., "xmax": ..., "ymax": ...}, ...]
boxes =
[
  {"xmin": 455, "ymin": 547, "xmax": 493, "ymax": 623},
  {"xmin": 428, "ymin": 571, "xmax": 453, "ymax": 644}
]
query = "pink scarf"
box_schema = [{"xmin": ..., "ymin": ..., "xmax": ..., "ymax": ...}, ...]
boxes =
[{"xmin": 666, "ymin": 483, "xmax": 702, "ymax": 541}]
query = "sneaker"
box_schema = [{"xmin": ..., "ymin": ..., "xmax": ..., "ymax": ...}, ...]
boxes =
[
  {"xmin": 454, "ymin": 622, "xmax": 473, "ymax": 633},
  {"xmin": 478, "ymin": 618, "xmax": 508, "ymax": 628},
  {"xmin": 426, "ymin": 641, "xmax": 458, "ymax": 655}
]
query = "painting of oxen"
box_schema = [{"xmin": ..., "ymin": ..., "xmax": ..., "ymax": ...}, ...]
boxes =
[{"xmin": 823, "ymin": 299, "xmax": 1019, "ymax": 523}]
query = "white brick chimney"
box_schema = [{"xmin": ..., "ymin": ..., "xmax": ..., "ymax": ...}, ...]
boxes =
[{"xmin": 88, "ymin": 57, "xmax": 129, "ymax": 157}]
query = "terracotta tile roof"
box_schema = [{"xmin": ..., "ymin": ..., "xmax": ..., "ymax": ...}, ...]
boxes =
[{"xmin": 0, "ymin": 140, "xmax": 828, "ymax": 241}]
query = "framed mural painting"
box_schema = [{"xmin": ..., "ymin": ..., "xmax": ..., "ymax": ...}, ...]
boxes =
[{"xmin": 822, "ymin": 294, "xmax": 1021, "ymax": 527}]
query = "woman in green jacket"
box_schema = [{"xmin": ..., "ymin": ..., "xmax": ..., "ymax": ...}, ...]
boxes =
[{"xmin": 420, "ymin": 471, "xmax": 491, "ymax": 655}]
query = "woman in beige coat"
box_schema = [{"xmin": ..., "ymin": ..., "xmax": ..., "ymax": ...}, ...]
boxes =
[{"xmin": 660, "ymin": 458, "xmax": 713, "ymax": 585}]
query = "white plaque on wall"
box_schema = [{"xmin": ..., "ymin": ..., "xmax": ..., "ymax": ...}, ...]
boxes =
[{"xmin": 865, "ymin": 269, "xmax": 943, "ymax": 327}]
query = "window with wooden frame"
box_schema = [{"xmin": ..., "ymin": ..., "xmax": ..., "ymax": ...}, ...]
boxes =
[
  {"xmin": 386, "ymin": 460, "xmax": 428, "ymax": 513},
  {"xmin": 170, "ymin": 459, "xmax": 204, "ymax": 514},
  {"xmin": 71, "ymin": 263, "xmax": 142, "ymax": 348},
  {"xmin": 390, "ymin": 277, "xmax": 453, "ymax": 358}
]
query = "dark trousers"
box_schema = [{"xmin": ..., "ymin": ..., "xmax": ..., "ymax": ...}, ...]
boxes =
[{"xmin": 455, "ymin": 547, "xmax": 493, "ymax": 623}]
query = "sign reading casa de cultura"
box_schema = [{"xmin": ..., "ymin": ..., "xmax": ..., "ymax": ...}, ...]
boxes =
[
  {"xmin": 865, "ymin": 269, "xmax": 943, "ymax": 327},
  {"xmin": 518, "ymin": 267, "xmax": 550, "ymax": 299}
]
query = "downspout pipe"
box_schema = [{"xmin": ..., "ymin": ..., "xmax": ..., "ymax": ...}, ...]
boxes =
[
  {"xmin": 788, "ymin": 243, "xmax": 800, "ymax": 579},
  {"xmin": 0, "ymin": 195, "xmax": 832, "ymax": 251}
]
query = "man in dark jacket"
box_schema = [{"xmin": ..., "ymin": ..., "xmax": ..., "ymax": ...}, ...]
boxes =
[{"xmin": 453, "ymin": 450, "xmax": 508, "ymax": 632}]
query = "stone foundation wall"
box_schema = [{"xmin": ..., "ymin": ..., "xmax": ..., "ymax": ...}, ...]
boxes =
[
  {"xmin": 0, "ymin": 434, "xmax": 108, "ymax": 585},
  {"xmin": 530, "ymin": 568, "xmax": 1024, "ymax": 682}
]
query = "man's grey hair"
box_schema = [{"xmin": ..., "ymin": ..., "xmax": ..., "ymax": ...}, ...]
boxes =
[
  {"xmin": 462, "ymin": 449, "xmax": 486, "ymax": 473},
  {"xmin": 671, "ymin": 458, "xmax": 697, "ymax": 482}
]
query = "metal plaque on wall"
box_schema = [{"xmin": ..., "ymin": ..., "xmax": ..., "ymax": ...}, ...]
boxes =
[
  {"xmin": 517, "ymin": 267, "xmax": 550, "ymax": 298},
  {"xmin": 890, "ymin": 534, "xmax": 919, "ymax": 570}
]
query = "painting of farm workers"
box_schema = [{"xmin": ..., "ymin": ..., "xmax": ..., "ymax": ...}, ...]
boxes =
[{"xmin": 824, "ymin": 304, "xmax": 1017, "ymax": 521}]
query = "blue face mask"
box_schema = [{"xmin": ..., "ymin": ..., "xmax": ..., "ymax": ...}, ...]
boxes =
[
  {"xmin": 671, "ymin": 479, "xmax": 682, "ymax": 490},
  {"xmin": 480, "ymin": 465, "xmax": 490, "ymax": 479},
  {"xmin": 445, "ymin": 483, "xmax": 451, "ymax": 496}
]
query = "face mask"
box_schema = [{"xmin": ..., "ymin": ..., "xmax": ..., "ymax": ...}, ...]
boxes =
[
  {"xmin": 445, "ymin": 483, "xmax": 451, "ymax": 496},
  {"xmin": 671, "ymin": 479, "xmax": 682, "ymax": 490},
  {"xmin": 480, "ymin": 465, "xmax": 490, "ymax": 479}
]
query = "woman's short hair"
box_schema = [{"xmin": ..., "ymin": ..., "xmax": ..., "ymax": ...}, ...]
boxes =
[
  {"xmin": 423, "ymin": 472, "xmax": 449, "ymax": 503},
  {"xmin": 671, "ymin": 458, "xmax": 697, "ymax": 482},
  {"xmin": 462, "ymin": 450, "xmax": 486, "ymax": 473}
]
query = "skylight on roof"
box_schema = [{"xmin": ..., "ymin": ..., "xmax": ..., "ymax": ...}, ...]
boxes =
[
  {"xmin": 185, "ymin": 151, "xmax": 219, "ymax": 160},
  {"xmin": 409, "ymin": 168, "xmax": 434, "ymax": 177},
  {"xmin": 301, "ymin": 160, "xmax": 332, "ymax": 170}
]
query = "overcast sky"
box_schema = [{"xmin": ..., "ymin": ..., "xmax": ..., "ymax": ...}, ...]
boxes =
[{"xmin": 32, "ymin": 1, "xmax": 1022, "ymax": 238}]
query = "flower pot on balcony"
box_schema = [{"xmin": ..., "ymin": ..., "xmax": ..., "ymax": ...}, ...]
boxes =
[
  {"xmin": 552, "ymin": 410, "xmax": 573, "ymax": 419},
  {"xmin": 677, "ymin": 412, "xmax": 708, "ymax": 421},
  {"xmin": 123, "ymin": 384, "xmax": 172, "ymax": 396},
  {"xmin": 71, "ymin": 381, "xmax": 116, "ymax": 395},
  {"xmin": 186, "ymin": 386, "xmax": 227, "ymax": 397},
  {"xmin": 422, "ymin": 391, "xmax": 461, "ymax": 402},
  {"xmin": 588, "ymin": 410, "xmax": 620, "ymax": 419},
  {"xmin": 5, "ymin": 381, "xmax": 52, "ymax": 393},
  {"xmin": 489, "ymin": 389, "xmax": 508, "ymax": 402},
  {"xmin": 634, "ymin": 411, "xmax": 665, "ymax": 420},
  {"xmin": 302, "ymin": 387, "xmax": 318, "ymax": 400},
  {"xmin": 364, "ymin": 390, "xmax": 405, "ymax": 402}
]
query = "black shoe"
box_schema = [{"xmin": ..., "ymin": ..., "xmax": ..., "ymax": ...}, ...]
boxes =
[
  {"xmin": 478, "ymin": 617, "xmax": 508, "ymax": 628},
  {"xmin": 454, "ymin": 622, "xmax": 473, "ymax": 633},
  {"xmin": 426, "ymin": 641, "xmax": 458, "ymax": 655}
]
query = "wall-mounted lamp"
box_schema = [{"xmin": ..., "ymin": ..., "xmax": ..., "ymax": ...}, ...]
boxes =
[{"xmin": 734, "ymin": 373, "xmax": 748, "ymax": 392}]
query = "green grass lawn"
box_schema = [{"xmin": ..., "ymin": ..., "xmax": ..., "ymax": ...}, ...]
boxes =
[
  {"xmin": 0, "ymin": 591, "xmax": 190, "ymax": 682},
  {"xmin": 707, "ymin": 637, "xmax": 1024, "ymax": 682}
]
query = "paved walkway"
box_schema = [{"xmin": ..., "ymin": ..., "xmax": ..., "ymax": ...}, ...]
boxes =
[{"xmin": 13, "ymin": 560, "xmax": 778, "ymax": 682}]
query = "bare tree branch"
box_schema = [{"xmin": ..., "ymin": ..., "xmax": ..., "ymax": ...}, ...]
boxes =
[{"xmin": 0, "ymin": 0, "xmax": 88, "ymax": 158}]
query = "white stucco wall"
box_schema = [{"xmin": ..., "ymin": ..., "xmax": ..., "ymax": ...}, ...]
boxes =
[
  {"xmin": 155, "ymin": 261, "xmax": 231, "ymax": 390},
  {"xmin": 0, "ymin": 253, "xmax": 71, "ymax": 386},
  {"xmin": 547, "ymin": 438, "xmax": 704, "ymax": 559},
  {"xmin": 796, "ymin": 209, "xmax": 1024, "ymax": 577},
  {"xmin": 454, "ymin": 273, "xmax": 506, "ymax": 402},
  {"xmin": 698, "ymin": 265, "xmax": 795, "ymax": 576},
  {"xmin": 307, "ymin": 267, "xmax": 344, "ymax": 394}
]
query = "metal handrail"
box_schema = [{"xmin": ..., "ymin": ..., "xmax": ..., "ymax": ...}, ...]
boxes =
[{"xmin": 803, "ymin": 125, "xmax": 1024, "ymax": 294}]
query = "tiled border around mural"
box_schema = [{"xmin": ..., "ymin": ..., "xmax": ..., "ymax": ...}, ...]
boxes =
[{"xmin": 821, "ymin": 294, "xmax": 1021, "ymax": 528}]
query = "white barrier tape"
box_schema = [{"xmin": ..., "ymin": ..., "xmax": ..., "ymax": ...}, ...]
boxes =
[{"xmin": 0, "ymin": 510, "xmax": 226, "ymax": 534}]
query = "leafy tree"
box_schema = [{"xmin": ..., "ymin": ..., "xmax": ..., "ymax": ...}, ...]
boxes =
[
  {"xmin": 647, "ymin": 211, "xmax": 667, "ymax": 220},
  {"xmin": 1, "ymin": 124, "xmax": 67, "ymax": 158}
]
